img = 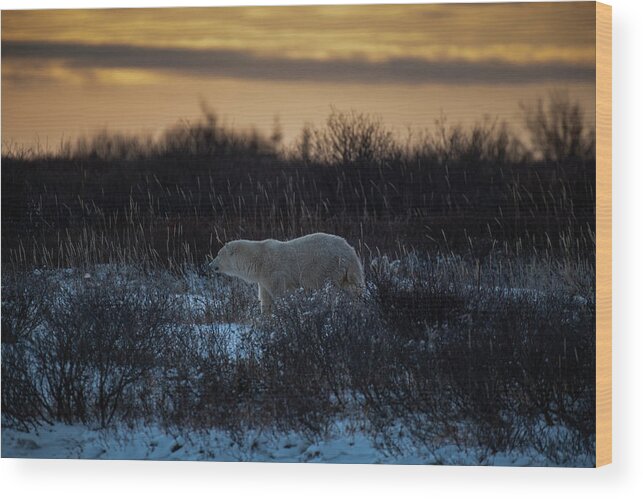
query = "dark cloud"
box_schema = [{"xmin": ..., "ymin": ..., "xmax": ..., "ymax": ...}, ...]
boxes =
[{"xmin": 2, "ymin": 40, "xmax": 595, "ymax": 85}]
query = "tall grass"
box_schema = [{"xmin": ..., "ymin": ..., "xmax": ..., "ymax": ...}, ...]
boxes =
[{"xmin": 2, "ymin": 92, "xmax": 595, "ymax": 273}]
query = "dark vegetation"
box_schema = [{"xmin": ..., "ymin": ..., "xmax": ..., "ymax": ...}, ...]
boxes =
[
  {"xmin": 1, "ymin": 92, "xmax": 596, "ymax": 464},
  {"xmin": 2, "ymin": 93, "xmax": 594, "ymax": 268}
]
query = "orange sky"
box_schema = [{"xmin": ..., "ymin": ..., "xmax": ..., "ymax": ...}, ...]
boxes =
[{"xmin": 1, "ymin": 3, "xmax": 597, "ymax": 150}]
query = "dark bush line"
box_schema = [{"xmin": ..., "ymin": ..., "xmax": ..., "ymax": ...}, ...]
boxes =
[{"xmin": 2, "ymin": 95, "xmax": 595, "ymax": 269}]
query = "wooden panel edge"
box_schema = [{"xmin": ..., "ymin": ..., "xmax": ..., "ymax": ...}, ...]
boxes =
[{"xmin": 595, "ymin": 0, "xmax": 612, "ymax": 468}]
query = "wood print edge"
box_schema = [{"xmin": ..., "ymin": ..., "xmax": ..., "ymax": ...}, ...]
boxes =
[{"xmin": 595, "ymin": 0, "xmax": 612, "ymax": 468}]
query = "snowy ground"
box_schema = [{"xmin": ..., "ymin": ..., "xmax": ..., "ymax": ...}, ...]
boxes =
[
  {"xmin": 1, "ymin": 262, "xmax": 595, "ymax": 466},
  {"xmin": 2, "ymin": 422, "xmax": 583, "ymax": 466}
]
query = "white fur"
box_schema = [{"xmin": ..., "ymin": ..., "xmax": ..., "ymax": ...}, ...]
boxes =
[{"xmin": 210, "ymin": 232, "xmax": 365, "ymax": 313}]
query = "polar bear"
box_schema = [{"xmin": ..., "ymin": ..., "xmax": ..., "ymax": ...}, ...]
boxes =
[{"xmin": 210, "ymin": 232, "xmax": 365, "ymax": 313}]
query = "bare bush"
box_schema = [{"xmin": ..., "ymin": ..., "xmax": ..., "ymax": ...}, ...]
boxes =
[
  {"xmin": 74, "ymin": 131, "xmax": 155, "ymax": 161},
  {"xmin": 521, "ymin": 90, "xmax": 595, "ymax": 164},
  {"xmin": 161, "ymin": 104, "xmax": 276, "ymax": 159},
  {"xmin": 195, "ymin": 274, "xmax": 259, "ymax": 325},
  {"xmin": 307, "ymin": 109, "xmax": 398, "ymax": 166},
  {"xmin": 257, "ymin": 287, "xmax": 380, "ymax": 437},
  {"xmin": 154, "ymin": 321, "xmax": 258, "ymax": 432},
  {"xmin": 27, "ymin": 272, "xmax": 182, "ymax": 427},
  {"xmin": 1, "ymin": 271, "xmax": 50, "ymax": 344},
  {"xmin": 0, "ymin": 259, "xmax": 596, "ymax": 464},
  {"xmin": 420, "ymin": 114, "xmax": 526, "ymax": 168},
  {"xmin": 358, "ymin": 283, "xmax": 595, "ymax": 463},
  {"xmin": 1, "ymin": 343, "xmax": 52, "ymax": 429},
  {"xmin": 369, "ymin": 255, "xmax": 466, "ymax": 339}
]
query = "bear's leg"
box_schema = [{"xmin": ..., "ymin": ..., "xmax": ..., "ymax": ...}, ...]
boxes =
[
  {"xmin": 258, "ymin": 284, "xmax": 273, "ymax": 314},
  {"xmin": 260, "ymin": 274, "xmax": 290, "ymax": 314}
]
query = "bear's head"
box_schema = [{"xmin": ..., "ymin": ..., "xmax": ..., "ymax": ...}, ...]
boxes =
[{"xmin": 210, "ymin": 241, "xmax": 245, "ymax": 277}]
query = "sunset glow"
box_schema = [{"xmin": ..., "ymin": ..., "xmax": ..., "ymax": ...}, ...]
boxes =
[{"xmin": 2, "ymin": 2, "xmax": 597, "ymax": 149}]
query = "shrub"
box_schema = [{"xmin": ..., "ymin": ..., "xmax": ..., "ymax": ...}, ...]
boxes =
[
  {"xmin": 369, "ymin": 255, "xmax": 466, "ymax": 339},
  {"xmin": 1, "ymin": 270, "xmax": 50, "ymax": 344},
  {"xmin": 521, "ymin": 90, "xmax": 595, "ymax": 164},
  {"xmin": 257, "ymin": 287, "xmax": 380, "ymax": 437},
  {"xmin": 1, "ymin": 342, "xmax": 51, "ymax": 429},
  {"xmin": 307, "ymin": 108, "xmax": 399, "ymax": 166},
  {"xmin": 0, "ymin": 260, "xmax": 596, "ymax": 465},
  {"xmin": 359, "ymin": 285, "xmax": 595, "ymax": 461},
  {"xmin": 27, "ymin": 271, "xmax": 182, "ymax": 427}
]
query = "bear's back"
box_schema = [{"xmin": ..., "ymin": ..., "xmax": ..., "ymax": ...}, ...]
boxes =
[
  {"xmin": 282, "ymin": 233, "xmax": 351, "ymax": 255},
  {"xmin": 286, "ymin": 232, "xmax": 347, "ymax": 246}
]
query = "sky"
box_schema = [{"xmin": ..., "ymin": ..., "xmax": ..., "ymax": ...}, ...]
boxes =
[{"xmin": 1, "ymin": 2, "xmax": 597, "ymax": 150}]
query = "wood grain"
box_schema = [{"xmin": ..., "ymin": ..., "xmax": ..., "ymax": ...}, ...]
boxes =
[{"xmin": 595, "ymin": 1, "xmax": 612, "ymax": 468}]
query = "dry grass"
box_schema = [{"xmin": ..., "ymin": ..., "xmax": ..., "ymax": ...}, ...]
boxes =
[{"xmin": 2, "ymin": 93, "xmax": 594, "ymax": 272}]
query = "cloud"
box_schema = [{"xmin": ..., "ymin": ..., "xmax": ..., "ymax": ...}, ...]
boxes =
[{"xmin": 2, "ymin": 41, "xmax": 595, "ymax": 86}]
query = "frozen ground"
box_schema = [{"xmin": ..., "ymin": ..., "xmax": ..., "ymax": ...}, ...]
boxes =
[
  {"xmin": 1, "ymin": 263, "xmax": 595, "ymax": 466},
  {"xmin": 2, "ymin": 422, "xmax": 587, "ymax": 466}
]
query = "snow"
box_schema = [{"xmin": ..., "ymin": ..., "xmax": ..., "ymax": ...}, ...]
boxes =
[
  {"xmin": 1, "ymin": 422, "xmax": 591, "ymax": 466},
  {"xmin": 2, "ymin": 263, "xmax": 595, "ymax": 466},
  {"xmin": 188, "ymin": 322, "xmax": 254, "ymax": 358}
]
